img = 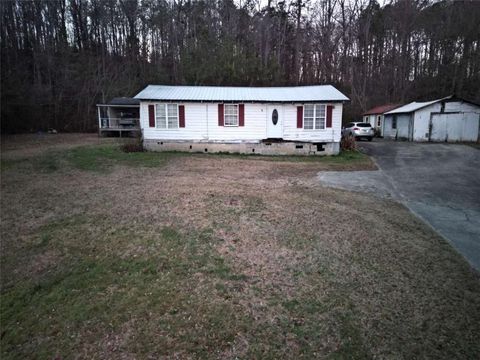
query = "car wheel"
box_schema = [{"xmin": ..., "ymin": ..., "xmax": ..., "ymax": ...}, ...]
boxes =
[{"xmin": 368, "ymin": 137, "xmax": 373, "ymax": 142}]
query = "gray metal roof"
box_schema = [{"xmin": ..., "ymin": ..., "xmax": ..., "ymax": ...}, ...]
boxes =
[
  {"xmin": 385, "ymin": 96, "xmax": 452, "ymax": 114},
  {"xmin": 134, "ymin": 84, "xmax": 349, "ymax": 103},
  {"xmin": 108, "ymin": 97, "xmax": 140, "ymax": 106}
]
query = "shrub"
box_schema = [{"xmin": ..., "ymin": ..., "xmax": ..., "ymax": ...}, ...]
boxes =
[
  {"xmin": 340, "ymin": 135, "xmax": 357, "ymax": 151},
  {"xmin": 121, "ymin": 141, "xmax": 144, "ymax": 153}
]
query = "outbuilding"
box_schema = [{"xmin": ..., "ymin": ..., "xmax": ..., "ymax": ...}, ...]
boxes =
[
  {"xmin": 362, "ymin": 104, "xmax": 401, "ymax": 137},
  {"xmin": 133, "ymin": 84, "xmax": 349, "ymax": 155},
  {"xmin": 383, "ymin": 96, "xmax": 480, "ymax": 142}
]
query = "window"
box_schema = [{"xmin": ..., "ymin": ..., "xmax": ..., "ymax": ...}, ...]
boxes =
[
  {"xmin": 272, "ymin": 109, "xmax": 278, "ymax": 125},
  {"xmin": 303, "ymin": 104, "xmax": 326, "ymax": 130},
  {"xmin": 224, "ymin": 104, "xmax": 238, "ymax": 126},
  {"xmin": 392, "ymin": 116, "xmax": 397, "ymax": 129},
  {"xmin": 377, "ymin": 115, "xmax": 381, "ymax": 127},
  {"xmin": 357, "ymin": 123, "xmax": 372, "ymax": 128},
  {"xmin": 155, "ymin": 103, "xmax": 178, "ymax": 129},
  {"xmin": 364, "ymin": 116, "xmax": 368, "ymax": 122}
]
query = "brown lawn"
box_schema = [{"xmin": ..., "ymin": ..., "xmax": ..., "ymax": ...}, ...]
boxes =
[{"xmin": 1, "ymin": 134, "xmax": 479, "ymax": 359}]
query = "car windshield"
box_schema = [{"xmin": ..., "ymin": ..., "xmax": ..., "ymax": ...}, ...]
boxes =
[{"xmin": 357, "ymin": 123, "xmax": 372, "ymax": 127}]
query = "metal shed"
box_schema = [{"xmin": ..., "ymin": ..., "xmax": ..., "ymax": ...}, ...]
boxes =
[{"xmin": 383, "ymin": 96, "xmax": 480, "ymax": 142}]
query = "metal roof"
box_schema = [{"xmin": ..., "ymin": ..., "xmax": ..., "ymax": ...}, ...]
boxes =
[
  {"xmin": 385, "ymin": 96, "xmax": 452, "ymax": 114},
  {"xmin": 363, "ymin": 104, "xmax": 402, "ymax": 115},
  {"xmin": 108, "ymin": 97, "xmax": 140, "ymax": 106},
  {"xmin": 134, "ymin": 84, "xmax": 349, "ymax": 103}
]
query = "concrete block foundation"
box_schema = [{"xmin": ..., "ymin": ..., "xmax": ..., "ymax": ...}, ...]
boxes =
[{"xmin": 143, "ymin": 140, "xmax": 340, "ymax": 156}]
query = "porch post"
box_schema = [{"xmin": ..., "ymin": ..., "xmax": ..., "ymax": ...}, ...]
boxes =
[{"xmin": 97, "ymin": 106, "xmax": 102, "ymax": 136}]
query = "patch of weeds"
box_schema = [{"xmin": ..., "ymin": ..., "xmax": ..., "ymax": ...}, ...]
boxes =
[
  {"xmin": 205, "ymin": 256, "xmax": 248, "ymax": 281},
  {"xmin": 280, "ymin": 228, "xmax": 315, "ymax": 250},
  {"xmin": 1, "ymin": 158, "xmax": 27, "ymax": 171},
  {"xmin": 340, "ymin": 135, "xmax": 357, "ymax": 151},
  {"xmin": 34, "ymin": 153, "xmax": 62, "ymax": 173},
  {"xmin": 206, "ymin": 194, "xmax": 266, "ymax": 221},
  {"xmin": 120, "ymin": 140, "xmax": 144, "ymax": 153},
  {"xmin": 66, "ymin": 145, "xmax": 173, "ymax": 171},
  {"xmin": 2, "ymin": 145, "xmax": 178, "ymax": 173},
  {"xmin": 199, "ymin": 149, "xmax": 372, "ymax": 165},
  {"xmin": 328, "ymin": 311, "xmax": 370, "ymax": 359},
  {"xmin": 1, "ymin": 256, "xmax": 174, "ymax": 358},
  {"xmin": 1, "ymin": 223, "xmax": 251, "ymax": 359}
]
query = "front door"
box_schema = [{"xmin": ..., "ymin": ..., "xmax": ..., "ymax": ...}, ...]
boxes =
[{"xmin": 266, "ymin": 105, "xmax": 283, "ymax": 138}]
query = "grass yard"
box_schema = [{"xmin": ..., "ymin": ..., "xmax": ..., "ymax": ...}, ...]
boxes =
[{"xmin": 1, "ymin": 134, "xmax": 479, "ymax": 359}]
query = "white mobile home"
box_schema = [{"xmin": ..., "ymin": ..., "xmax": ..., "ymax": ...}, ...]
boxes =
[
  {"xmin": 133, "ymin": 84, "xmax": 349, "ymax": 155},
  {"xmin": 383, "ymin": 96, "xmax": 480, "ymax": 142}
]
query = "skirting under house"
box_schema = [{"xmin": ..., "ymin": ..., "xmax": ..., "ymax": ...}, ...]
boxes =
[
  {"xmin": 134, "ymin": 84, "xmax": 349, "ymax": 155},
  {"xmin": 143, "ymin": 139, "xmax": 340, "ymax": 156}
]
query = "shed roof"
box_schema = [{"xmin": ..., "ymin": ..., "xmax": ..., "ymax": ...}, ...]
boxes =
[
  {"xmin": 384, "ymin": 96, "xmax": 453, "ymax": 114},
  {"xmin": 363, "ymin": 104, "xmax": 402, "ymax": 115},
  {"xmin": 134, "ymin": 84, "xmax": 349, "ymax": 103},
  {"xmin": 108, "ymin": 97, "xmax": 140, "ymax": 106}
]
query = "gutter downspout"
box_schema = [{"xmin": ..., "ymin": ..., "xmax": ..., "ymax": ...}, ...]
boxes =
[{"xmin": 206, "ymin": 103, "xmax": 209, "ymax": 141}]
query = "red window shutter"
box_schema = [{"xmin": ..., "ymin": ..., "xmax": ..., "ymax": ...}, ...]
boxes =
[
  {"xmin": 179, "ymin": 105, "xmax": 185, "ymax": 128},
  {"xmin": 326, "ymin": 105, "xmax": 333, "ymax": 128},
  {"xmin": 297, "ymin": 106, "xmax": 303, "ymax": 128},
  {"xmin": 239, "ymin": 104, "xmax": 245, "ymax": 126},
  {"xmin": 218, "ymin": 104, "xmax": 224, "ymax": 126},
  {"xmin": 148, "ymin": 105, "xmax": 155, "ymax": 127}
]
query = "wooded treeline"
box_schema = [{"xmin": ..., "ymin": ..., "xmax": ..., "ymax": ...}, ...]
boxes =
[{"xmin": 1, "ymin": 0, "xmax": 479, "ymax": 132}]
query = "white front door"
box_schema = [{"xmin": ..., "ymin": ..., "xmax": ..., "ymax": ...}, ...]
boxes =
[{"xmin": 266, "ymin": 105, "xmax": 283, "ymax": 138}]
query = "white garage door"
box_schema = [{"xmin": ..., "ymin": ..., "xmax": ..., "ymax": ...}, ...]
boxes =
[{"xmin": 430, "ymin": 112, "xmax": 479, "ymax": 142}]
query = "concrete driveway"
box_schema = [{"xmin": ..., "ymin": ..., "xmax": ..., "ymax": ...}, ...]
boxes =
[{"xmin": 318, "ymin": 141, "xmax": 480, "ymax": 271}]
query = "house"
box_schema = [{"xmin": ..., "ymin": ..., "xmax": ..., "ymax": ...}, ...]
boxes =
[
  {"xmin": 383, "ymin": 96, "xmax": 480, "ymax": 142},
  {"xmin": 133, "ymin": 84, "xmax": 349, "ymax": 155},
  {"xmin": 362, "ymin": 104, "xmax": 401, "ymax": 137},
  {"xmin": 96, "ymin": 97, "xmax": 140, "ymax": 137}
]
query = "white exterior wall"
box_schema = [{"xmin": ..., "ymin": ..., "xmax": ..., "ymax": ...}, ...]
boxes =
[
  {"xmin": 430, "ymin": 113, "xmax": 479, "ymax": 142},
  {"xmin": 444, "ymin": 101, "xmax": 479, "ymax": 112},
  {"xmin": 207, "ymin": 103, "xmax": 266, "ymax": 141},
  {"xmin": 140, "ymin": 102, "xmax": 208, "ymax": 141},
  {"xmin": 412, "ymin": 103, "xmax": 441, "ymax": 141},
  {"xmin": 283, "ymin": 103, "xmax": 342, "ymax": 142},
  {"xmin": 367, "ymin": 115, "xmax": 376, "ymax": 127},
  {"xmin": 383, "ymin": 114, "xmax": 412, "ymax": 139},
  {"xmin": 362, "ymin": 114, "xmax": 383, "ymax": 135},
  {"xmin": 413, "ymin": 101, "xmax": 480, "ymax": 141},
  {"xmin": 140, "ymin": 101, "xmax": 342, "ymax": 143}
]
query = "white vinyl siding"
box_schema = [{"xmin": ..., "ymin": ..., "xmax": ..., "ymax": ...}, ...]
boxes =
[
  {"xmin": 304, "ymin": 104, "xmax": 326, "ymax": 130},
  {"xmin": 156, "ymin": 103, "xmax": 178, "ymax": 129},
  {"xmin": 224, "ymin": 104, "xmax": 238, "ymax": 126},
  {"xmin": 283, "ymin": 103, "xmax": 342, "ymax": 142},
  {"xmin": 141, "ymin": 102, "xmax": 342, "ymax": 143}
]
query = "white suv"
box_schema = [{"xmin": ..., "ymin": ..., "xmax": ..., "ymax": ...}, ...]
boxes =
[{"xmin": 342, "ymin": 122, "xmax": 374, "ymax": 141}]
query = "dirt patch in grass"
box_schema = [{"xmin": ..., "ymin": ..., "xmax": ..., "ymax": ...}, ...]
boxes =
[{"xmin": 1, "ymin": 138, "xmax": 479, "ymax": 359}]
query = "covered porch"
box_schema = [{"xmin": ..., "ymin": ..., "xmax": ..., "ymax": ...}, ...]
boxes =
[{"xmin": 97, "ymin": 97, "xmax": 140, "ymax": 137}]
